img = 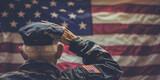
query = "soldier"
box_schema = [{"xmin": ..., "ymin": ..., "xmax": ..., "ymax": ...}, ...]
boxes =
[{"xmin": 0, "ymin": 21, "xmax": 122, "ymax": 80}]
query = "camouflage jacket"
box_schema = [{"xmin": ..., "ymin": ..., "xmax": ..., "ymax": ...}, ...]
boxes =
[{"xmin": 0, "ymin": 37, "xmax": 122, "ymax": 80}]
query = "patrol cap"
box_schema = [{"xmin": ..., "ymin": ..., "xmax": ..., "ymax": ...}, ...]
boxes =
[{"xmin": 19, "ymin": 22, "xmax": 64, "ymax": 46}]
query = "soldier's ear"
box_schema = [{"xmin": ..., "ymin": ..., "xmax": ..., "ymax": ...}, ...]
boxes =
[
  {"xmin": 56, "ymin": 44, "xmax": 64, "ymax": 59},
  {"xmin": 19, "ymin": 46, "xmax": 28, "ymax": 60}
]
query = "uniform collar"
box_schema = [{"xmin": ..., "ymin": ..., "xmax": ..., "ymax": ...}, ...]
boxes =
[{"xmin": 18, "ymin": 59, "xmax": 60, "ymax": 76}]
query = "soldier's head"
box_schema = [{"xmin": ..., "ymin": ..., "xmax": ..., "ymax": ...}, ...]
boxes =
[{"xmin": 18, "ymin": 22, "xmax": 65, "ymax": 64}]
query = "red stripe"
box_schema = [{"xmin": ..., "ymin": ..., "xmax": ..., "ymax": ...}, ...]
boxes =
[
  {"xmin": 93, "ymin": 24, "xmax": 160, "ymax": 34},
  {"xmin": 0, "ymin": 43, "xmax": 22, "ymax": 53},
  {"xmin": 1, "ymin": 43, "xmax": 159, "ymax": 56},
  {"xmin": 0, "ymin": 63, "xmax": 21, "ymax": 73},
  {"xmin": 121, "ymin": 65, "xmax": 160, "ymax": 77},
  {"xmin": 101, "ymin": 45, "xmax": 160, "ymax": 56},
  {"xmin": 56, "ymin": 62, "xmax": 83, "ymax": 71},
  {"xmin": 92, "ymin": 4, "xmax": 160, "ymax": 14}
]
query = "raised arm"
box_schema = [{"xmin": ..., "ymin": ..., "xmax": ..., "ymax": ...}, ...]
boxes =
[{"xmin": 42, "ymin": 21, "xmax": 123, "ymax": 80}]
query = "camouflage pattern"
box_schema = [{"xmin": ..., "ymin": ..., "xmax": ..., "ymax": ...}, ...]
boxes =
[{"xmin": 0, "ymin": 37, "xmax": 122, "ymax": 80}]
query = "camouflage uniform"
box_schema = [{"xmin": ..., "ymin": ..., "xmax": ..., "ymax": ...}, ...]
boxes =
[{"xmin": 0, "ymin": 37, "xmax": 122, "ymax": 80}]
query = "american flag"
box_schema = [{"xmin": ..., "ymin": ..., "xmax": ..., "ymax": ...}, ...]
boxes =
[
  {"xmin": 0, "ymin": 0, "xmax": 160, "ymax": 80},
  {"xmin": 82, "ymin": 65, "xmax": 100, "ymax": 73}
]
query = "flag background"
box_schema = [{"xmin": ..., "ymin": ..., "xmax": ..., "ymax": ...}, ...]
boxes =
[{"xmin": 0, "ymin": 0, "xmax": 160, "ymax": 80}]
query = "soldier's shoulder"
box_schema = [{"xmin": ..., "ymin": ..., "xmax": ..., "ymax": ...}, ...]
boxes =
[
  {"xmin": 0, "ymin": 71, "xmax": 27, "ymax": 80},
  {"xmin": 61, "ymin": 65, "xmax": 105, "ymax": 80}
]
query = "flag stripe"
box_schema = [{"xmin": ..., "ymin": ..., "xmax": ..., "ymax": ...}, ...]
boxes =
[
  {"xmin": 121, "ymin": 65, "xmax": 160, "ymax": 77},
  {"xmin": 0, "ymin": 32, "xmax": 23, "ymax": 43},
  {"xmin": 92, "ymin": 12, "xmax": 160, "ymax": 24},
  {"xmin": 120, "ymin": 75, "xmax": 160, "ymax": 80},
  {"xmin": 1, "ymin": 33, "xmax": 160, "ymax": 46},
  {"xmin": 92, "ymin": 4, "xmax": 160, "ymax": 14},
  {"xmin": 1, "ymin": 43, "xmax": 160, "ymax": 56},
  {"xmin": 56, "ymin": 62, "xmax": 83, "ymax": 71},
  {"xmin": 0, "ymin": 43, "xmax": 22, "ymax": 53},
  {"xmin": 91, "ymin": 0, "xmax": 160, "ymax": 6},
  {"xmin": 0, "ymin": 63, "xmax": 21, "ymax": 73},
  {"xmin": 1, "ymin": 52, "xmax": 160, "ymax": 67},
  {"xmin": 101, "ymin": 45, "xmax": 160, "ymax": 56},
  {"xmin": 93, "ymin": 24, "xmax": 160, "ymax": 34},
  {"xmin": 81, "ymin": 34, "xmax": 160, "ymax": 46}
]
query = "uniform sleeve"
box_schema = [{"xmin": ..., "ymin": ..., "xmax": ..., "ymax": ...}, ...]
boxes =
[{"xmin": 61, "ymin": 37, "xmax": 123, "ymax": 80}]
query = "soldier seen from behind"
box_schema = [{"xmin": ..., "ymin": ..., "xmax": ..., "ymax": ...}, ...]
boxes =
[{"xmin": 0, "ymin": 21, "xmax": 122, "ymax": 80}]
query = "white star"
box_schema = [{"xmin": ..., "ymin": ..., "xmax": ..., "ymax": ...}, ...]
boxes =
[
  {"xmin": 26, "ymin": 20, "xmax": 32, "ymax": 24},
  {"xmin": 50, "ymin": 1, "xmax": 56, "ymax": 6},
  {"xmin": 34, "ymin": 11, "xmax": 41, "ymax": 18},
  {"xmin": 61, "ymin": 21, "xmax": 69, "ymax": 28},
  {"xmin": 77, "ymin": 8, "xmax": 85, "ymax": 13},
  {"xmin": 10, "ymin": 20, "xmax": 18, "ymax": 27},
  {"xmin": 59, "ymin": 9, "xmax": 66, "ymax": 12},
  {"xmin": 67, "ymin": 1, "xmax": 74, "ymax": 6},
  {"xmin": 68, "ymin": 13, "xmax": 76, "ymax": 19},
  {"xmin": 17, "ymin": 11, "xmax": 25, "ymax": 17},
  {"xmin": 1, "ymin": 11, "xmax": 8, "ymax": 17},
  {"xmin": 32, "ymin": 0, "xmax": 38, "ymax": 4},
  {"xmin": 8, "ymin": 3, "xmax": 15, "ymax": 9},
  {"xmin": 25, "ymin": 4, "xmax": 31, "ymax": 8},
  {"xmin": 50, "ymin": 12, "xmax": 58, "ymax": 18},
  {"xmin": 41, "ymin": 6, "xmax": 48, "ymax": 10},
  {"xmin": 79, "ymin": 22, "xmax": 86, "ymax": 29}
]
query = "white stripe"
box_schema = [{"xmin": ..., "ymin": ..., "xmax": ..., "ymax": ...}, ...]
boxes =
[
  {"xmin": 58, "ymin": 53, "xmax": 160, "ymax": 67},
  {"xmin": 92, "ymin": 0, "xmax": 160, "ymax": 5},
  {"xmin": 0, "ymin": 52, "xmax": 25, "ymax": 63},
  {"xmin": 81, "ymin": 34, "xmax": 160, "ymax": 46},
  {"xmin": 120, "ymin": 75, "xmax": 160, "ymax": 80},
  {"xmin": 57, "ymin": 53, "xmax": 82, "ymax": 64},
  {"xmin": 92, "ymin": 12, "xmax": 160, "ymax": 25},
  {"xmin": 0, "ymin": 53, "xmax": 160, "ymax": 67},
  {"xmin": 114, "ymin": 54, "xmax": 160, "ymax": 66},
  {"xmin": 1, "ymin": 32, "xmax": 160, "ymax": 46},
  {"xmin": 0, "ymin": 32, "xmax": 23, "ymax": 43}
]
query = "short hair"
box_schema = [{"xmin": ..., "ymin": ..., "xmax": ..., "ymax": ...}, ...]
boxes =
[{"xmin": 22, "ymin": 44, "xmax": 58, "ymax": 59}]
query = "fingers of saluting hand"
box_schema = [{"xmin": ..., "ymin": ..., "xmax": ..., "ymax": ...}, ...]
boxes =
[{"xmin": 41, "ymin": 20, "xmax": 65, "ymax": 28}]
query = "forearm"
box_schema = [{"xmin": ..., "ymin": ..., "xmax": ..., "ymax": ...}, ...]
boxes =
[
  {"xmin": 69, "ymin": 36, "xmax": 113, "ymax": 64},
  {"xmin": 68, "ymin": 36, "xmax": 123, "ymax": 79}
]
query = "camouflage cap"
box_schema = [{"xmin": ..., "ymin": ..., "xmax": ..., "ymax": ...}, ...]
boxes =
[{"xmin": 19, "ymin": 22, "xmax": 64, "ymax": 46}]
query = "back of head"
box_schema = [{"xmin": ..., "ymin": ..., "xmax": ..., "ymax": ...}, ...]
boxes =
[{"xmin": 19, "ymin": 22, "xmax": 64, "ymax": 61}]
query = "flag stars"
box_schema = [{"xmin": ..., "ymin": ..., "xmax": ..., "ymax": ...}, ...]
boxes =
[
  {"xmin": 8, "ymin": 3, "xmax": 15, "ymax": 9},
  {"xmin": 79, "ymin": 22, "xmax": 86, "ymax": 29},
  {"xmin": 68, "ymin": 13, "xmax": 76, "ymax": 19},
  {"xmin": 32, "ymin": 0, "xmax": 38, "ymax": 4},
  {"xmin": 77, "ymin": 8, "xmax": 85, "ymax": 14},
  {"xmin": 26, "ymin": 20, "xmax": 32, "ymax": 24},
  {"xmin": 50, "ymin": 12, "xmax": 58, "ymax": 18},
  {"xmin": 17, "ymin": 11, "xmax": 25, "ymax": 17},
  {"xmin": 10, "ymin": 21, "xmax": 18, "ymax": 27},
  {"xmin": 59, "ymin": 9, "xmax": 66, "ymax": 12},
  {"xmin": 1, "ymin": 11, "xmax": 8, "ymax": 17},
  {"xmin": 67, "ymin": 1, "xmax": 74, "ymax": 6},
  {"xmin": 61, "ymin": 21, "xmax": 69, "ymax": 28},
  {"xmin": 50, "ymin": 1, "xmax": 56, "ymax": 7},
  {"xmin": 25, "ymin": 4, "xmax": 31, "ymax": 9},
  {"xmin": 34, "ymin": 11, "xmax": 41, "ymax": 18}
]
